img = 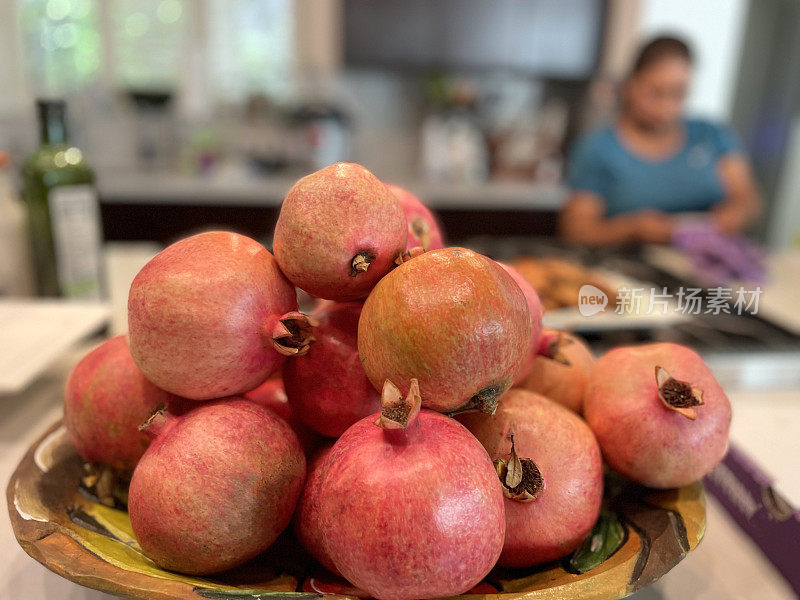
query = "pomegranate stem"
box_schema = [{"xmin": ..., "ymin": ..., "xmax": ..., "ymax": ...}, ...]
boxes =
[{"xmin": 139, "ymin": 405, "xmax": 176, "ymax": 439}]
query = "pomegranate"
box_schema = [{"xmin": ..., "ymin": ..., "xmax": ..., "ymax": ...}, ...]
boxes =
[
  {"xmin": 283, "ymin": 301, "xmax": 380, "ymax": 437},
  {"xmin": 244, "ymin": 377, "xmax": 292, "ymax": 422},
  {"xmin": 273, "ymin": 163, "xmax": 407, "ymax": 301},
  {"xmin": 358, "ymin": 247, "xmax": 531, "ymax": 414},
  {"xmin": 584, "ymin": 343, "xmax": 731, "ymax": 488},
  {"xmin": 385, "ymin": 184, "xmax": 444, "ymax": 251},
  {"xmin": 244, "ymin": 378, "xmax": 320, "ymax": 455},
  {"xmin": 519, "ymin": 330, "xmax": 594, "ymax": 413},
  {"xmin": 498, "ymin": 263, "xmax": 544, "ymax": 385},
  {"xmin": 458, "ymin": 389, "xmax": 603, "ymax": 567},
  {"xmin": 63, "ymin": 335, "xmax": 182, "ymax": 472},
  {"xmin": 128, "ymin": 399, "xmax": 306, "ymax": 575},
  {"xmin": 318, "ymin": 380, "xmax": 505, "ymax": 600},
  {"xmin": 293, "ymin": 444, "xmax": 338, "ymax": 574},
  {"xmin": 128, "ymin": 231, "xmax": 314, "ymax": 400}
]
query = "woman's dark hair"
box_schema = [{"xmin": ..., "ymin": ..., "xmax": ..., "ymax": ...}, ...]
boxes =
[{"xmin": 631, "ymin": 36, "xmax": 693, "ymax": 74}]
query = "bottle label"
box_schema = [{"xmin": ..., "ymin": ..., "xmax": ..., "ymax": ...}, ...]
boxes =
[{"xmin": 48, "ymin": 184, "xmax": 103, "ymax": 299}]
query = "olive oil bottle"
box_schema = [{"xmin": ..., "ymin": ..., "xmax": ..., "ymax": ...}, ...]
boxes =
[{"xmin": 21, "ymin": 100, "xmax": 103, "ymax": 298}]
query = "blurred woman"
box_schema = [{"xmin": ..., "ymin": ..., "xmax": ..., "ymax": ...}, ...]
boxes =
[{"xmin": 560, "ymin": 36, "xmax": 761, "ymax": 247}]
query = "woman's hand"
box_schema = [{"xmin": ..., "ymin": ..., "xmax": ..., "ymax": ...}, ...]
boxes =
[
  {"xmin": 713, "ymin": 155, "xmax": 762, "ymax": 235},
  {"xmin": 712, "ymin": 203, "xmax": 749, "ymax": 235},
  {"xmin": 560, "ymin": 193, "xmax": 674, "ymax": 246},
  {"xmin": 632, "ymin": 210, "xmax": 674, "ymax": 243}
]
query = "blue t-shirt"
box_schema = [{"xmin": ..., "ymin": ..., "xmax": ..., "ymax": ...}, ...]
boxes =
[{"xmin": 567, "ymin": 119, "xmax": 740, "ymax": 216}]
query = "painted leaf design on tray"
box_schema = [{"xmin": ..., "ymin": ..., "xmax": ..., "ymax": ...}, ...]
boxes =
[
  {"xmin": 62, "ymin": 502, "xmax": 236, "ymax": 590},
  {"xmin": 567, "ymin": 510, "xmax": 627, "ymax": 574},
  {"xmin": 82, "ymin": 501, "xmax": 141, "ymax": 546}
]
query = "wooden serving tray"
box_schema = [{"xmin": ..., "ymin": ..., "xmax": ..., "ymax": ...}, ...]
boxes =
[{"xmin": 7, "ymin": 421, "xmax": 706, "ymax": 600}]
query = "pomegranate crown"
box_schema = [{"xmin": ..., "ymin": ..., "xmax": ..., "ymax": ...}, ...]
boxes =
[
  {"xmin": 350, "ymin": 251, "xmax": 376, "ymax": 276},
  {"xmin": 374, "ymin": 379, "xmax": 422, "ymax": 430},
  {"xmin": 537, "ymin": 331, "xmax": 572, "ymax": 366},
  {"xmin": 655, "ymin": 366, "xmax": 704, "ymax": 421},
  {"xmin": 272, "ymin": 312, "xmax": 318, "ymax": 357},
  {"xmin": 394, "ymin": 246, "xmax": 426, "ymax": 266},
  {"xmin": 494, "ymin": 433, "xmax": 544, "ymax": 503}
]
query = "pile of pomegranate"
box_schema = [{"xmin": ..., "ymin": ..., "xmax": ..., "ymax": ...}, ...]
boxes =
[{"xmin": 63, "ymin": 163, "xmax": 731, "ymax": 600}]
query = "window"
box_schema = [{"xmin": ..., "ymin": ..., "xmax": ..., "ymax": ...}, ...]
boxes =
[
  {"xmin": 18, "ymin": 0, "xmax": 102, "ymax": 94},
  {"xmin": 110, "ymin": 0, "xmax": 188, "ymax": 91},
  {"xmin": 17, "ymin": 0, "xmax": 294, "ymax": 100},
  {"xmin": 207, "ymin": 0, "xmax": 295, "ymax": 101}
]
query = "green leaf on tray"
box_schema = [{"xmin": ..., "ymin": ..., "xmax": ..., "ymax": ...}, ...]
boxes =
[{"xmin": 568, "ymin": 510, "xmax": 626, "ymax": 574}]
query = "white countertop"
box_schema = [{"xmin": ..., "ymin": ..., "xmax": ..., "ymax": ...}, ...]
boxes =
[
  {"xmin": 1, "ymin": 339, "xmax": 797, "ymax": 600},
  {"xmin": 96, "ymin": 169, "xmax": 567, "ymax": 210}
]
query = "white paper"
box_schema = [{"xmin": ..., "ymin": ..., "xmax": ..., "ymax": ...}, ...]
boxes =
[{"xmin": 0, "ymin": 299, "xmax": 110, "ymax": 394}]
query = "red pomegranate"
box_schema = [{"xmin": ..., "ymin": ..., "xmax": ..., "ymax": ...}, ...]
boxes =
[
  {"xmin": 244, "ymin": 377, "xmax": 320, "ymax": 455},
  {"xmin": 584, "ymin": 343, "xmax": 731, "ymax": 488},
  {"xmin": 498, "ymin": 263, "xmax": 544, "ymax": 385},
  {"xmin": 385, "ymin": 184, "xmax": 444, "ymax": 251},
  {"xmin": 293, "ymin": 444, "xmax": 338, "ymax": 573},
  {"xmin": 63, "ymin": 335, "xmax": 183, "ymax": 472},
  {"xmin": 358, "ymin": 248, "xmax": 531, "ymax": 414},
  {"xmin": 244, "ymin": 378, "xmax": 291, "ymax": 421},
  {"xmin": 283, "ymin": 301, "xmax": 380, "ymax": 437},
  {"xmin": 459, "ymin": 389, "xmax": 603, "ymax": 567},
  {"xmin": 519, "ymin": 330, "xmax": 594, "ymax": 413},
  {"xmin": 273, "ymin": 163, "xmax": 407, "ymax": 301},
  {"xmin": 128, "ymin": 399, "xmax": 306, "ymax": 574},
  {"xmin": 128, "ymin": 231, "xmax": 314, "ymax": 400},
  {"xmin": 318, "ymin": 380, "xmax": 505, "ymax": 600}
]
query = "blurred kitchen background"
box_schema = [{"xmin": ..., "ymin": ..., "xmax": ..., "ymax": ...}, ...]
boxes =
[
  {"xmin": 1, "ymin": 0, "xmax": 798, "ymax": 246},
  {"xmin": 4, "ymin": 0, "xmax": 800, "ymax": 346},
  {"xmin": 1, "ymin": 2, "xmax": 800, "ymax": 599}
]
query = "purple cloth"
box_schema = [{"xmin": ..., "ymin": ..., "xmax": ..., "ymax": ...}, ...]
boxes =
[
  {"xmin": 704, "ymin": 445, "xmax": 800, "ymax": 596},
  {"xmin": 672, "ymin": 222, "xmax": 766, "ymax": 285}
]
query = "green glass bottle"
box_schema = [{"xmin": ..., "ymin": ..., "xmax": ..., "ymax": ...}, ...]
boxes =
[{"xmin": 22, "ymin": 100, "xmax": 103, "ymax": 298}]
